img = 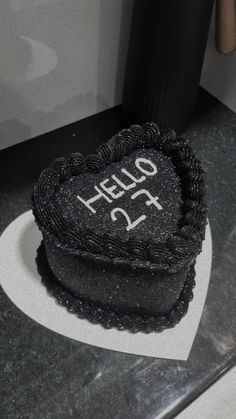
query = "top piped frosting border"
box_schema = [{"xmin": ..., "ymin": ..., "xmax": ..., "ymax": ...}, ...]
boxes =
[{"xmin": 32, "ymin": 123, "xmax": 207, "ymax": 273}]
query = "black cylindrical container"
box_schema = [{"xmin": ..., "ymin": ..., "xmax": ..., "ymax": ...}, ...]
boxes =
[{"xmin": 122, "ymin": 0, "xmax": 214, "ymax": 133}]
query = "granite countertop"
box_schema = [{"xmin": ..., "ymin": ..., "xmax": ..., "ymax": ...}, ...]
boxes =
[{"xmin": 1, "ymin": 89, "xmax": 236, "ymax": 419}]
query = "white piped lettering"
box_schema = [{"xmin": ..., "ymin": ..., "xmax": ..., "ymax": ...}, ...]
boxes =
[
  {"xmin": 135, "ymin": 158, "xmax": 157, "ymax": 176},
  {"xmin": 121, "ymin": 168, "xmax": 146, "ymax": 183},
  {"xmin": 131, "ymin": 189, "xmax": 163, "ymax": 210},
  {"xmin": 111, "ymin": 208, "xmax": 146, "ymax": 231},
  {"xmin": 100, "ymin": 178, "xmax": 124, "ymax": 199},
  {"xmin": 77, "ymin": 186, "xmax": 112, "ymax": 214},
  {"xmin": 112, "ymin": 174, "xmax": 136, "ymax": 191},
  {"xmin": 76, "ymin": 157, "xmax": 163, "ymax": 231}
]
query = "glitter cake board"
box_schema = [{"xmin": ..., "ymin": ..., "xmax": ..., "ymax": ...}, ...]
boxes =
[{"xmin": 0, "ymin": 211, "xmax": 212, "ymax": 360}]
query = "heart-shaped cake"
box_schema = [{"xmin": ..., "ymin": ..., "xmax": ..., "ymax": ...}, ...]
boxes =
[{"xmin": 32, "ymin": 123, "xmax": 207, "ymax": 333}]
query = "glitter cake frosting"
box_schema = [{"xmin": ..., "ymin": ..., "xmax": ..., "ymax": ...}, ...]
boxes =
[{"xmin": 32, "ymin": 123, "xmax": 207, "ymax": 333}]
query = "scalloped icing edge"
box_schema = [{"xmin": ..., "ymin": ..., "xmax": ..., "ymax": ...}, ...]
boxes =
[{"xmin": 32, "ymin": 123, "xmax": 207, "ymax": 272}]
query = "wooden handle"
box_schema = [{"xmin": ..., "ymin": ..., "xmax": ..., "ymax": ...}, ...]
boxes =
[{"xmin": 216, "ymin": 0, "xmax": 236, "ymax": 53}]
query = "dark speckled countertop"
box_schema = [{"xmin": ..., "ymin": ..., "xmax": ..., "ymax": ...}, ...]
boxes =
[{"xmin": 1, "ymin": 89, "xmax": 236, "ymax": 419}]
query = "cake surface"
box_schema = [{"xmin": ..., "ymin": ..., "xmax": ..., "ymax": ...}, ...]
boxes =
[
  {"xmin": 56, "ymin": 147, "xmax": 182, "ymax": 242},
  {"xmin": 32, "ymin": 123, "xmax": 207, "ymax": 333}
]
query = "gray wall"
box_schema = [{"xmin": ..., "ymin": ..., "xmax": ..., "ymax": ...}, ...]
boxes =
[
  {"xmin": 201, "ymin": 9, "xmax": 236, "ymax": 114},
  {"xmin": 1, "ymin": 2, "xmax": 235, "ymax": 151},
  {"xmin": 0, "ymin": 0, "xmax": 133, "ymax": 150}
]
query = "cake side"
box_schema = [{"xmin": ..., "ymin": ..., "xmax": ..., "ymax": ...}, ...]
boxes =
[{"xmin": 37, "ymin": 241, "xmax": 196, "ymax": 333}]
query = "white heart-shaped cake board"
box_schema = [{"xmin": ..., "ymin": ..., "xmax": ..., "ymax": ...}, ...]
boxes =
[{"xmin": 0, "ymin": 211, "xmax": 212, "ymax": 360}]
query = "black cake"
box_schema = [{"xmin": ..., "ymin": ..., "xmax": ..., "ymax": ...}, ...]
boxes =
[{"xmin": 32, "ymin": 123, "xmax": 207, "ymax": 333}]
